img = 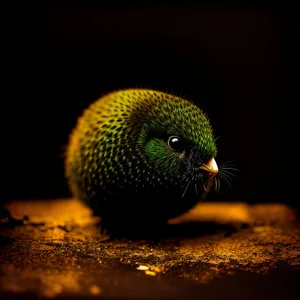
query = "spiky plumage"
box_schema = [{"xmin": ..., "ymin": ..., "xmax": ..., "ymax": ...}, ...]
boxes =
[{"xmin": 65, "ymin": 89, "xmax": 219, "ymax": 235}]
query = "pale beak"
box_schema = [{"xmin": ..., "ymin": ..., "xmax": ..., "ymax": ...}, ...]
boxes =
[{"xmin": 199, "ymin": 158, "xmax": 219, "ymax": 179}]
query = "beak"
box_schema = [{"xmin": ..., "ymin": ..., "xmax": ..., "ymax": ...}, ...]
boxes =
[{"xmin": 199, "ymin": 158, "xmax": 219, "ymax": 179}]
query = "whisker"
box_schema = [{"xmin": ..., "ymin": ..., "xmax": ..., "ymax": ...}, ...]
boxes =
[
  {"xmin": 180, "ymin": 177, "xmax": 188, "ymax": 188},
  {"xmin": 191, "ymin": 172, "xmax": 198, "ymax": 197},
  {"xmin": 219, "ymin": 174, "xmax": 232, "ymax": 187},
  {"xmin": 219, "ymin": 177, "xmax": 232, "ymax": 189},
  {"xmin": 213, "ymin": 177, "xmax": 217, "ymax": 193},
  {"xmin": 214, "ymin": 136, "xmax": 221, "ymax": 142},
  {"xmin": 220, "ymin": 167, "xmax": 238, "ymax": 175},
  {"xmin": 219, "ymin": 171, "xmax": 234, "ymax": 182},
  {"xmin": 221, "ymin": 166, "xmax": 240, "ymax": 172},
  {"xmin": 220, "ymin": 169, "xmax": 237, "ymax": 178},
  {"xmin": 180, "ymin": 172, "xmax": 190, "ymax": 184},
  {"xmin": 182, "ymin": 179, "xmax": 190, "ymax": 198},
  {"xmin": 195, "ymin": 181, "xmax": 198, "ymax": 197},
  {"xmin": 220, "ymin": 160, "xmax": 237, "ymax": 165},
  {"xmin": 200, "ymin": 176, "xmax": 207, "ymax": 192},
  {"xmin": 214, "ymin": 176, "xmax": 221, "ymax": 193}
]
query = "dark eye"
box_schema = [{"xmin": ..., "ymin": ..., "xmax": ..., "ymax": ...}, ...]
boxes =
[{"xmin": 167, "ymin": 136, "xmax": 184, "ymax": 152}]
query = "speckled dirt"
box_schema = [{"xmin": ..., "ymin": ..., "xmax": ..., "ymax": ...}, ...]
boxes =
[{"xmin": 1, "ymin": 199, "xmax": 299, "ymax": 299}]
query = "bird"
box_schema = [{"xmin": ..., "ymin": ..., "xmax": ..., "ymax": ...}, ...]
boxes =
[{"xmin": 65, "ymin": 89, "xmax": 233, "ymax": 237}]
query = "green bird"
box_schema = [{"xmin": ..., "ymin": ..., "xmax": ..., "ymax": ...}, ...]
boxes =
[{"xmin": 65, "ymin": 89, "xmax": 233, "ymax": 236}]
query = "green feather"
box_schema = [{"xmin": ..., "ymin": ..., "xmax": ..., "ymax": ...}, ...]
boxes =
[{"xmin": 65, "ymin": 89, "xmax": 218, "ymax": 232}]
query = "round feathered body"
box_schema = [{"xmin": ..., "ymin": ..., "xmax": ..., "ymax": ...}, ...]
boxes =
[{"xmin": 65, "ymin": 89, "xmax": 219, "ymax": 235}]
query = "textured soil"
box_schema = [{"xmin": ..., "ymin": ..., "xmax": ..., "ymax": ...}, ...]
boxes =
[{"xmin": 1, "ymin": 198, "xmax": 299, "ymax": 299}]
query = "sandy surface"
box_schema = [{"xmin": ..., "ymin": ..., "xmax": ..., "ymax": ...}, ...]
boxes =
[{"xmin": 1, "ymin": 198, "xmax": 299, "ymax": 299}]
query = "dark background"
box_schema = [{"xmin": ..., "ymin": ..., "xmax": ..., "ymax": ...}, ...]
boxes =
[{"xmin": 9, "ymin": 3, "xmax": 289, "ymax": 207}]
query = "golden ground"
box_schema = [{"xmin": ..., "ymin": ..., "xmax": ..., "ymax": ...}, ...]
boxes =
[{"xmin": 1, "ymin": 199, "xmax": 299, "ymax": 299}]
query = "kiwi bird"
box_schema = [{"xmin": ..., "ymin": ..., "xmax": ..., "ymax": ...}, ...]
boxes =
[{"xmin": 65, "ymin": 89, "xmax": 233, "ymax": 236}]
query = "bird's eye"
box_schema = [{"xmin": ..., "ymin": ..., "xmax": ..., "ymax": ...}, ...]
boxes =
[{"xmin": 167, "ymin": 136, "xmax": 184, "ymax": 152}]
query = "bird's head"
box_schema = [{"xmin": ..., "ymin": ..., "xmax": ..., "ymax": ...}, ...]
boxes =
[{"xmin": 135, "ymin": 92, "xmax": 219, "ymax": 197}]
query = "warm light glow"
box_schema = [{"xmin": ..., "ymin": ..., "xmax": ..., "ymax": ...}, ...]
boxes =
[
  {"xmin": 145, "ymin": 270, "xmax": 156, "ymax": 276},
  {"xmin": 89, "ymin": 285, "xmax": 102, "ymax": 295},
  {"xmin": 136, "ymin": 265, "xmax": 149, "ymax": 271},
  {"xmin": 136, "ymin": 265, "xmax": 161, "ymax": 276}
]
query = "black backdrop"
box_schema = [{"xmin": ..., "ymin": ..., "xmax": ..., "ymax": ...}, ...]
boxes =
[{"xmin": 9, "ymin": 3, "xmax": 289, "ymax": 208}]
